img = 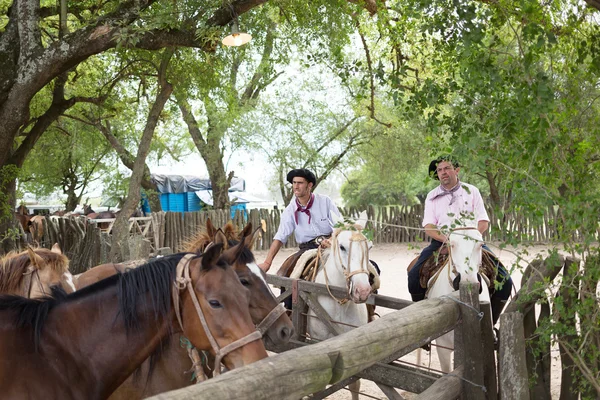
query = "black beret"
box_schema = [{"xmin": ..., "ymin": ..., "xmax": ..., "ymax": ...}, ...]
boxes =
[
  {"xmin": 428, "ymin": 156, "xmax": 460, "ymax": 180},
  {"xmin": 286, "ymin": 169, "xmax": 316, "ymax": 185}
]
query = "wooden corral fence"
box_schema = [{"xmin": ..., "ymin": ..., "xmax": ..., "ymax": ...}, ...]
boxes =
[
  {"xmin": 149, "ymin": 255, "xmax": 575, "ymax": 400},
  {"xmin": 149, "ymin": 205, "xmax": 575, "ymax": 254},
  {"xmin": 20, "ymin": 216, "xmax": 156, "ymax": 274},
  {"xmin": 149, "ymin": 282, "xmax": 497, "ymax": 400}
]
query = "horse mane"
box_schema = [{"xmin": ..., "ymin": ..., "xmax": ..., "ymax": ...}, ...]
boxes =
[
  {"xmin": 0, "ymin": 248, "xmax": 69, "ymax": 294},
  {"xmin": 181, "ymin": 222, "xmax": 239, "ymax": 253},
  {"xmin": 0, "ymin": 252, "xmax": 228, "ymax": 351}
]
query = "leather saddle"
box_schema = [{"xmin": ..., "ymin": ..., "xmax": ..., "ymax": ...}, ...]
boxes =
[{"xmin": 407, "ymin": 249, "xmax": 499, "ymax": 291}]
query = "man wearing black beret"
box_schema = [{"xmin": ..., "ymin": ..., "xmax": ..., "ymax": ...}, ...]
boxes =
[
  {"xmin": 259, "ymin": 168, "xmax": 340, "ymax": 273},
  {"xmin": 408, "ymin": 155, "xmax": 513, "ymax": 328}
]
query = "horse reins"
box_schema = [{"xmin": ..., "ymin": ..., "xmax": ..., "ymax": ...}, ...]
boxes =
[
  {"xmin": 171, "ymin": 254, "xmax": 262, "ymax": 376},
  {"xmin": 445, "ymin": 227, "xmax": 480, "ymax": 287},
  {"xmin": 323, "ymin": 228, "xmax": 370, "ymax": 305},
  {"xmin": 22, "ymin": 265, "xmax": 46, "ymax": 298}
]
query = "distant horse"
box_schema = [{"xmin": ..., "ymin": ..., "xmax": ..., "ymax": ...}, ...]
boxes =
[
  {"xmin": 417, "ymin": 227, "xmax": 491, "ymax": 373},
  {"xmin": 0, "ymin": 245, "xmax": 267, "ymax": 399},
  {"xmin": 16, "ymin": 204, "xmax": 29, "ymax": 215},
  {"xmin": 0, "ymin": 245, "xmax": 75, "ymax": 298},
  {"xmin": 306, "ymin": 224, "xmax": 373, "ymax": 400},
  {"xmin": 84, "ymin": 204, "xmax": 116, "ymax": 231},
  {"xmin": 28, "ymin": 215, "xmax": 46, "ymax": 244},
  {"xmin": 77, "ymin": 220, "xmax": 292, "ymax": 399}
]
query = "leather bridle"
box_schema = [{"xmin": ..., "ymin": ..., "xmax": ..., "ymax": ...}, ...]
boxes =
[{"xmin": 171, "ymin": 254, "xmax": 262, "ymax": 376}]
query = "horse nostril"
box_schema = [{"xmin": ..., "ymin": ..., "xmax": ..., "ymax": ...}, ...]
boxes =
[{"xmin": 280, "ymin": 326, "xmax": 293, "ymax": 341}]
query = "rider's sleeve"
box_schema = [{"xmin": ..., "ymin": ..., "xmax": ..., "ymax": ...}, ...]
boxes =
[
  {"xmin": 422, "ymin": 192, "xmax": 438, "ymax": 227},
  {"xmin": 472, "ymin": 187, "xmax": 490, "ymax": 222},
  {"xmin": 328, "ymin": 198, "xmax": 341, "ymax": 226},
  {"xmin": 273, "ymin": 204, "xmax": 295, "ymax": 244}
]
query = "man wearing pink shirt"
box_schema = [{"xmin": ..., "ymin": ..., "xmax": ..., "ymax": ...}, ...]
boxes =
[{"xmin": 408, "ymin": 156, "xmax": 512, "ymax": 326}]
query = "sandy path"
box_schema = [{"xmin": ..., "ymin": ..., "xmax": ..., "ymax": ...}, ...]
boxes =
[{"xmin": 254, "ymin": 242, "xmax": 561, "ymax": 399}]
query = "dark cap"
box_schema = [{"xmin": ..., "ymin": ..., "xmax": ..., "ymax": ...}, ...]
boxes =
[
  {"xmin": 428, "ymin": 156, "xmax": 460, "ymax": 180},
  {"xmin": 286, "ymin": 168, "xmax": 316, "ymax": 185}
]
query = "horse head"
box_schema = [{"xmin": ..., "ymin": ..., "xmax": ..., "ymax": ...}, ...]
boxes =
[
  {"xmin": 448, "ymin": 228, "xmax": 488, "ymax": 298},
  {"xmin": 331, "ymin": 227, "xmax": 372, "ymax": 304},
  {"xmin": 180, "ymin": 244, "xmax": 268, "ymax": 371},
  {"xmin": 25, "ymin": 245, "xmax": 76, "ymax": 297},
  {"xmin": 218, "ymin": 223, "xmax": 294, "ymax": 346}
]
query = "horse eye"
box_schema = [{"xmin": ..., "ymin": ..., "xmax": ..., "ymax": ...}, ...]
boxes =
[
  {"xmin": 208, "ymin": 300, "xmax": 223, "ymax": 308},
  {"xmin": 340, "ymin": 245, "xmax": 346, "ymax": 252},
  {"xmin": 240, "ymin": 278, "xmax": 250, "ymax": 287}
]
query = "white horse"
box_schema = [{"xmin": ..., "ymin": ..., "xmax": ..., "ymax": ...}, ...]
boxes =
[
  {"xmin": 307, "ymin": 225, "xmax": 373, "ymax": 400},
  {"xmin": 418, "ymin": 227, "xmax": 490, "ymax": 372}
]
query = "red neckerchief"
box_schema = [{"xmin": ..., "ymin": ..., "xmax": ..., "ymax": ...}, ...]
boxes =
[{"xmin": 295, "ymin": 194, "xmax": 315, "ymax": 224}]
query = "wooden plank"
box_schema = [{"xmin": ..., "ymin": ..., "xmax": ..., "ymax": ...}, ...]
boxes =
[
  {"xmin": 149, "ymin": 298, "xmax": 460, "ymax": 400},
  {"xmin": 414, "ymin": 365, "xmax": 463, "ymax": 400},
  {"xmin": 268, "ymin": 275, "xmax": 412, "ymax": 311},
  {"xmin": 480, "ymin": 301, "xmax": 498, "ymax": 400},
  {"xmin": 377, "ymin": 383, "xmax": 406, "ymax": 400},
  {"xmin": 498, "ymin": 312, "xmax": 529, "ymax": 400},
  {"xmin": 272, "ymin": 339, "xmax": 443, "ymax": 394},
  {"xmin": 310, "ymin": 375, "xmax": 360, "ymax": 399},
  {"xmin": 458, "ymin": 283, "xmax": 485, "ymax": 400},
  {"xmin": 301, "ymin": 292, "xmax": 343, "ymax": 337}
]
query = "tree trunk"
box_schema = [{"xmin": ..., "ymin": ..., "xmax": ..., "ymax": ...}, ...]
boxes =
[
  {"xmin": 0, "ymin": 176, "xmax": 19, "ymax": 253},
  {"xmin": 110, "ymin": 50, "xmax": 173, "ymax": 262},
  {"xmin": 176, "ymin": 97, "xmax": 232, "ymax": 210}
]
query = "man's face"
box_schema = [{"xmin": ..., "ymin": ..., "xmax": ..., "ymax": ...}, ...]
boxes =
[
  {"xmin": 292, "ymin": 177, "xmax": 313, "ymax": 198},
  {"xmin": 436, "ymin": 161, "xmax": 460, "ymax": 188}
]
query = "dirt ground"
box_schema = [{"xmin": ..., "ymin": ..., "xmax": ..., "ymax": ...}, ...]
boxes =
[{"xmin": 254, "ymin": 242, "xmax": 562, "ymax": 399}]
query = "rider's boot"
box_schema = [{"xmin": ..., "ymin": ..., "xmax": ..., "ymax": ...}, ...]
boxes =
[{"xmin": 491, "ymin": 296, "xmax": 508, "ymax": 350}]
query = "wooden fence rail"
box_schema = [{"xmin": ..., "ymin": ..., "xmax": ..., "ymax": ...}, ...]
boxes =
[{"xmin": 149, "ymin": 297, "xmax": 461, "ymax": 400}]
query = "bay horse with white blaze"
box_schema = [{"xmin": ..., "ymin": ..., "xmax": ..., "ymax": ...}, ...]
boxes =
[
  {"xmin": 73, "ymin": 222, "xmax": 289, "ymax": 399},
  {"xmin": 0, "ymin": 245, "xmax": 267, "ymax": 400}
]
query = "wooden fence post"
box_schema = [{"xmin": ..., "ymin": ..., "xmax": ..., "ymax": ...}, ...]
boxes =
[
  {"xmin": 499, "ymin": 312, "xmax": 529, "ymax": 400},
  {"xmin": 480, "ymin": 301, "xmax": 498, "ymax": 400},
  {"xmin": 458, "ymin": 282, "xmax": 486, "ymax": 400}
]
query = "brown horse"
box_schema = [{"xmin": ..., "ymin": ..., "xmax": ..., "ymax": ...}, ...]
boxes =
[
  {"xmin": 0, "ymin": 245, "xmax": 267, "ymax": 399},
  {"xmin": 181, "ymin": 219, "xmax": 294, "ymax": 347},
  {"xmin": 0, "ymin": 245, "xmax": 75, "ymax": 298},
  {"xmin": 28, "ymin": 215, "xmax": 46, "ymax": 244},
  {"xmin": 77, "ymin": 220, "xmax": 292, "ymax": 400}
]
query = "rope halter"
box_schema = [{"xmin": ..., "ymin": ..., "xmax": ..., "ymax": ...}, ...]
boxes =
[
  {"xmin": 323, "ymin": 228, "xmax": 371, "ymax": 304},
  {"xmin": 171, "ymin": 254, "xmax": 262, "ymax": 376}
]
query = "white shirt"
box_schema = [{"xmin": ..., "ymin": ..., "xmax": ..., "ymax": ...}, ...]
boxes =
[
  {"xmin": 422, "ymin": 182, "xmax": 489, "ymax": 230},
  {"xmin": 274, "ymin": 193, "xmax": 340, "ymax": 244}
]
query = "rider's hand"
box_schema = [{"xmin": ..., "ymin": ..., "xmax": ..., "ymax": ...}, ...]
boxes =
[
  {"xmin": 259, "ymin": 261, "xmax": 271, "ymax": 273},
  {"xmin": 439, "ymin": 244, "xmax": 449, "ymax": 255},
  {"xmin": 319, "ymin": 238, "xmax": 332, "ymax": 249}
]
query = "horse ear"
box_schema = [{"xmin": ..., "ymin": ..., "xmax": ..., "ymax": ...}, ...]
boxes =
[
  {"xmin": 246, "ymin": 227, "xmax": 262, "ymax": 251},
  {"xmin": 201, "ymin": 243, "xmax": 224, "ymax": 269},
  {"xmin": 206, "ymin": 218, "xmax": 216, "ymax": 238},
  {"xmin": 26, "ymin": 247, "xmax": 44, "ymax": 269},
  {"xmin": 239, "ymin": 223, "xmax": 252, "ymax": 240},
  {"xmin": 354, "ymin": 211, "xmax": 368, "ymax": 231},
  {"xmin": 213, "ymin": 229, "xmax": 229, "ymax": 249},
  {"xmin": 51, "ymin": 243, "xmax": 62, "ymax": 254}
]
